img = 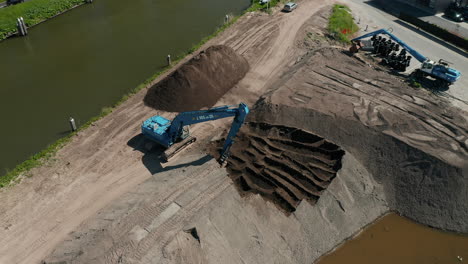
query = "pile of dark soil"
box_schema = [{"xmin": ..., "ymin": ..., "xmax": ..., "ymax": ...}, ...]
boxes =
[
  {"xmin": 227, "ymin": 122, "xmax": 345, "ymax": 213},
  {"xmin": 144, "ymin": 45, "xmax": 249, "ymax": 112}
]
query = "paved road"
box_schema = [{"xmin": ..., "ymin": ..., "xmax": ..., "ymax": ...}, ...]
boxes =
[
  {"xmin": 371, "ymin": 0, "xmax": 468, "ymax": 39},
  {"xmin": 347, "ymin": 0, "xmax": 468, "ymax": 112},
  {"xmin": 0, "ymin": 0, "xmax": 31, "ymax": 8},
  {"xmin": 434, "ymin": 13, "xmax": 468, "ymax": 32},
  {"xmin": 421, "ymin": 13, "xmax": 468, "ymax": 39}
]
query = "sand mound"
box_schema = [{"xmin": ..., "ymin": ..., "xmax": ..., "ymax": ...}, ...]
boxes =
[
  {"xmin": 227, "ymin": 122, "xmax": 345, "ymax": 213},
  {"xmin": 144, "ymin": 45, "xmax": 249, "ymax": 112},
  {"xmin": 242, "ymin": 47, "xmax": 468, "ymax": 232}
]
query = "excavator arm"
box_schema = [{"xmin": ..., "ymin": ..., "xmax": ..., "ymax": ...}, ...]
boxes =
[
  {"xmin": 219, "ymin": 104, "xmax": 249, "ymax": 163},
  {"xmin": 167, "ymin": 104, "xmax": 248, "ymax": 142}
]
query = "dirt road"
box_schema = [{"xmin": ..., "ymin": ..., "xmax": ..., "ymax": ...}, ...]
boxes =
[{"xmin": 0, "ymin": 1, "xmax": 333, "ymax": 263}]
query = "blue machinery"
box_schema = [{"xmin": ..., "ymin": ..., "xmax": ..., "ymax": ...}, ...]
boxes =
[
  {"xmin": 142, "ymin": 103, "xmax": 249, "ymax": 163},
  {"xmin": 352, "ymin": 29, "xmax": 461, "ymax": 86}
]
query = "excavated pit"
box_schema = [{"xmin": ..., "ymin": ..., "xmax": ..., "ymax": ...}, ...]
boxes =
[
  {"xmin": 226, "ymin": 122, "xmax": 345, "ymax": 213},
  {"xmin": 144, "ymin": 45, "xmax": 249, "ymax": 112}
]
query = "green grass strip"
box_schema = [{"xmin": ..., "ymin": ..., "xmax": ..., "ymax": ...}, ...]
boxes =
[
  {"xmin": 0, "ymin": 3, "xmax": 269, "ymax": 188},
  {"xmin": 0, "ymin": 0, "xmax": 86, "ymax": 40},
  {"xmin": 328, "ymin": 4, "xmax": 359, "ymax": 43}
]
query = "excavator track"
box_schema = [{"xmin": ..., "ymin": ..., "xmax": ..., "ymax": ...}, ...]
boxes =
[{"xmin": 161, "ymin": 136, "xmax": 197, "ymax": 162}]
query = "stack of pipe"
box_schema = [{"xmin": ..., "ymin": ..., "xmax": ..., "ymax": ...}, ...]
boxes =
[{"xmin": 370, "ymin": 34, "xmax": 412, "ymax": 72}]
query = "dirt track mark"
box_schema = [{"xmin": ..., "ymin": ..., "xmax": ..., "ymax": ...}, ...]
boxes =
[
  {"xmin": 325, "ymin": 64, "xmax": 468, "ymax": 136},
  {"xmin": 108, "ymin": 163, "xmax": 216, "ymax": 238},
  {"xmin": 229, "ymin": 20, "xmax": 278, "ymax": 54},
  {"xmin": 58, "ymin": 162, "xmax": 221, "ymax": 264},
  {"xmin": 227, "ymin": 122, "xmax": 345, "ymax": 213},
  {"xmin": 113, "ymin": 172, "xmax": 231, "ymax": 263},
  {"xmin": 307, "ymin": 63, "xmax": 468, "ymax": 155},
  {"xmin": 323, "ymin": 70, "xmax": 468, "ymax": 153}
]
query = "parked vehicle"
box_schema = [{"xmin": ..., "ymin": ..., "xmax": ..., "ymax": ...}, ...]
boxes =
[
  {"xmin": 282, "ymin": 2, "xmax": 297, "ymax": 12},
  {"xmin": 461, "ymin": 7, "xmax": 468, "ymax": 20},
  {"xmin": 259, "ymin": 0, "xmax": 270, "ymax": 4},
  {"xmin": 6, "ymin": 0, "xmax": 24, "ymax": 6},
  {"xmin": 445, "ymin": 8, "xmax": 465, "ymax": 22}
]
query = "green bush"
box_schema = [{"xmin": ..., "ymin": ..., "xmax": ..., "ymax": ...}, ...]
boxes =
[
  {"xmin": 328, "ymin": 4, "xmax": 359, "ymax": 43},
  {"xmin": 246, "ymin": 0, "xmax": 285, "ymax": 13},
  {"xmin": 409, "ymin": 80, "xmax": 422, "ymax": 88},
  {"xmin": 0, "ymin": 0, "xmax": 86, "ymax": 40}
]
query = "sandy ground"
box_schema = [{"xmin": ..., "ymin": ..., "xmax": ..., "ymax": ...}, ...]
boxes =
[
  {"xmin": 0, "ymin": 0, "xmax": 467, "ymax": 263},
  {"xmin": 0, "ymin": 1, "xmax": 334, "ymax": 263}
]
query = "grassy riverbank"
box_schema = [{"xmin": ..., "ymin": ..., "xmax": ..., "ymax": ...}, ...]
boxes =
[
  {"xmin": 0, "ymin": 0, "xmax": 86, "ymax": 40},
  {"xmin": 0, "ymin": 6, "xmax": 250, "ymax": 187},
  {"xmin": 328, "ymin": 4, "xmax": 358, "ymax": 43}
]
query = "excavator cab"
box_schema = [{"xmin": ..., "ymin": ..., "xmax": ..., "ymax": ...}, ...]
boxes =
[{"xmin": 421, "ymin": 60, "xmax": 435, "ymax": 74}]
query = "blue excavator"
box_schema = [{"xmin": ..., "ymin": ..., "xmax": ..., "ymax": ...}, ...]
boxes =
[
  {"xmin": 141, "ymin": 103, "xmax": 249, "ymax": 163},
  {"xmin": 350, "ymin": 29, "xmax": 461, "ymax": 87}
]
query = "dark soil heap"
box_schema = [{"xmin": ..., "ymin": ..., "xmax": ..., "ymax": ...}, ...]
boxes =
[
  {"xmin": 227, "ymin": 122, "xmax": 345, "ymax": 213},
  {"xmin": 144, "ymin": 45, "xmax": 249, "ymax": 112}
]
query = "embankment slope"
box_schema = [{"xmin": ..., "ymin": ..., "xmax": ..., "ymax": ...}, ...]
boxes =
[{"xmin": 247, "ymin": 47, "xmax": 468, "ymax": 233}]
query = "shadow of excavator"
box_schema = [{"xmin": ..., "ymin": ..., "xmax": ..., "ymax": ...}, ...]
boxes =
[{"xmin": 127, "ymin": 134, "xmax": 213, "ymax": 175}]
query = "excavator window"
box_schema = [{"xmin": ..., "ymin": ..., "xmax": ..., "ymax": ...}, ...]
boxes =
[{"xmin": 423, "ymin": 62, "xmax": 433, "ymax": 69}]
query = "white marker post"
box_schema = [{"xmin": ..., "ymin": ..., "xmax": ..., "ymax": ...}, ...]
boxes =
[
  {"xmin": 167, "ymin": 55, "xmax": 171, "ymax": 66},
  {"xmin": 17, "ymin": 18, "xmax": 25, "ymax": 36},
  {"xmin": 69, "ymin": 117, "xmax": 77, "ymax": 132},
  {"xmin": 20, "ymin": 17, "xmax": 27, "ymax": 35}
]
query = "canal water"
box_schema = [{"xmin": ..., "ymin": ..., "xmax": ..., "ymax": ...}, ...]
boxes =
[
  {"xmin": 316, "ymin": 213, "xmax": 468, "ymax": 264},
  {"xmin": 0, "ymin": 0, "xmax": 250, "ymax": 176}
]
